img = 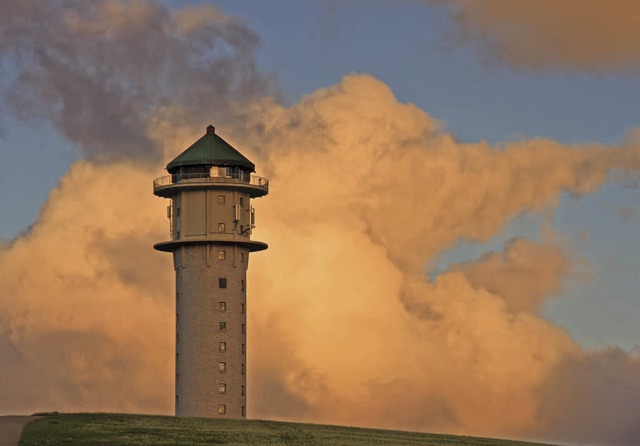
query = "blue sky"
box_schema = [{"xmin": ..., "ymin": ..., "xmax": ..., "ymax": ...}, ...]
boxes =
[{"xmin": 1, "ymin": 0, "xmax": 638, "ymax": 352}]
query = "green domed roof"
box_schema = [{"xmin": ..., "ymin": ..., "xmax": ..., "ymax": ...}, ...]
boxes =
[{"xmin": 166, "ymin": 125, "xmax": 255, "ymax": 173}]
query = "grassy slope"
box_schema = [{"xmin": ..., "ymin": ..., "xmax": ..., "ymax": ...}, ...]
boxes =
[{"xmin": 19, "ymin": 413, "xmax": 559, "ymax": 446}]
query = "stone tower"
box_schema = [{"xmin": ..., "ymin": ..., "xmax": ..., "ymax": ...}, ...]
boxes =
[{"xmin": 153, "ymin": 125, "xmax": 268, "ymax": 418}]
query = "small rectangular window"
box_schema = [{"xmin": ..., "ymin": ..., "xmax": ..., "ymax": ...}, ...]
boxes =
[
  {"xmin": 241, "ymin": 385, "xmax": 245, "ymax": 396},
  {"xmin": 219, "ymin": 342, "xmax": 227, "ymax": 353},
  {"xmin": 176, "ymin": 207, "xmax": 181, "ymax": 217},
  {"xmin": 241, "ymin": 324, "xmax": 245, "ymax": 334},
  {"xmin": 218, "ymin": 362, "xmax": 226, "ymax": 373},
  {"xmin": 241, "ymin": 303, "xmax": 245, "ymax": 314},
  {"xmin": 218, "ymin": 405, "xmax": 226, "ymax": 415},
  {"xmin": 217, "ymin": 250, "xmax": 226, "ymax": 260},
  {"xmin": 219, "ymin": 322, "xmax": 227, "ymax": 332},
  {"xmin": 219, "ymin": 278, "xmax": 227, "ymax": 288},
  {"xmin": 241, "ymin": 364, "xmax": 245, "ymax": 375},
  {"xmin": 241, "ymin": 343, "xmax": 245, "ymax": 354},
  {"xmin": 217, "ymin": 195, "xmax": 225, "ymax": 205},
  {"xmin": 240, "ymin": 252, "xmax": 245, "ymax": 263},
  {"xmin": 241, "ymin": 406, "xmax": 245, "ymax": 417},
  {"xmin": 218, "ymin": 302, "xmax": 227, "ymax": 312},
  {"xmin": 241, "ymin": 280, "xmax": 245, "ymax": 292},
  {"xmin": 239, "ymin": 197, "xmax": 244, "ymax": 207},
  {"xmin": 176, "ymin": 230, "xmax": 180, "ymax": 238},
  {"xmin": 219, "ymin": 383, "xmax": 227, "ymax": 394},
  {"xmin": 218, "ymin": 223, "xmax": 225, "ymax": 232},
  {"xmin": 176, "ymin": 292, "xmax": 179, "ymax": 302}
]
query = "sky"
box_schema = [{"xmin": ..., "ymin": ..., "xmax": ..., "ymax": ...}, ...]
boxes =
[{"xmin": 0, "ymin": 1, "xmax": 639, "ymax": 446}]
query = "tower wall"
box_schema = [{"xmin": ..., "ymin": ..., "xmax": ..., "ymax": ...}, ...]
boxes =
[{"xmin": 174, "ymin": 244, "xmax": 249, "ymax": 418}]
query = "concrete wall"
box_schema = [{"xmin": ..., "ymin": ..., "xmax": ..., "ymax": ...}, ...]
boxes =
[
  {"xmin": 173, "ymin": 243, "xmax": 250, "ymax": 418},
  {"xmin": 172, "ymin": 190, "xmax": 252, "ymax": 242}
]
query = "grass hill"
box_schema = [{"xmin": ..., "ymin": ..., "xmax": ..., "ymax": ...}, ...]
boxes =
[{"xmin": 19, "ymin": 413, "xmax": 560, "ymax": 446}]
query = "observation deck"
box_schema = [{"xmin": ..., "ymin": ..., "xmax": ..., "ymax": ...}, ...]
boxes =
[{"xmin": 153, "ymin": 173, "xmax": 269, "ymax": 198}]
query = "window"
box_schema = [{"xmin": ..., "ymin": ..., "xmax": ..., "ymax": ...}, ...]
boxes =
[
  {"xmin": 241, "ymin": 324, "xmax": 245, "ymax": 334},
  {"xmin": 219, "ymin": 342, "xmax": 227, "ymax": 353},
  {"xmin": 218, "ymin": 223, "xmax": 225, "ymax": 232},
  {"xmin": 176, "ymin": 292, "xmax": 179, "ymax": 302},
  {"xmin": 218, "ymin": 302, "xmax": 227, "ymax": 312},
  {"xmin": 241, "ymin": 303, "xmax": 245, "ymax": 314},
  {"xmin": 241, "ymin": 343, "xmax": 245, "ymax": 354},
  {"xmin": 218, "ymin": 405, "xmax": 226, "ymax": 415},
  {"xmin": 240, "ymin": 253, "xmax": 245, "ymax": 263},
  {"xmin": 219, "ymin": 278, "xmax": 227, "ymax": 288},
  {"xmin": 241, "ymin": 280, "xmax": 245, "ymax": 292},
  {"xmin": 241, "ymin": 385, "xmax": 245, "ymax": 396},
  {"xmin": 176, "ymin": 207, "xmax": 181, "ymax": 217},
  {"xmin": 217, "ymin": 250, "xmax": 226, "ymax": 261},
  {"xmin": 241, "ymin": 406, "xmax": 245, "ymax": 417},
  {"xmin": 239, "ymin": 197, "xmax": 244, "ymax": 207},
  {"xmin": 176, "ymin": 395, "xmax": 179, "ymax": 406},
  {"xmin": 219, "ymin": 322, "xmax": 227, "ymax": 332},
  {"xmin": 218, "ymin": 362, "xmax": 226, "ymax": 373},
  {"xmin": 176, "ymin": 230, "xmax": 180, "ymax": 238},
  {"xmin": 219, "ymin": 383, "xmax": 227, "ymax": 394},
  {"xmin": 241, "ymin": 364, "xmax": 245, "ymax": 375},
  {"xmin": 176, "ymin": 373, "xmax": 178, "ymax": 382},
  {"xmin": 217, "ymin": 195, "xmax": 225, "ymax": 205}
]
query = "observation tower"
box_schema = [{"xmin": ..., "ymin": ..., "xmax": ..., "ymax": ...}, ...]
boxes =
[{"xmin": 153, "ymin": 125, "xmax": 268, "ymax": 418}]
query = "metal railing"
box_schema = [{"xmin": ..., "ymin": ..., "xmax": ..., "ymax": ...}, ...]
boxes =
[{"xmin": 153, "ymin": 173, "xmax": 269, "ymax": 192}]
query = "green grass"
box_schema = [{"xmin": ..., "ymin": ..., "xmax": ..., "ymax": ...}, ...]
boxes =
[{"xmin": 19, "ymin": 413, "xmax": 560, "ymax": 446}]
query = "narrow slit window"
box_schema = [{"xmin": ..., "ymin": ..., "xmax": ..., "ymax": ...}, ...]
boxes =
[
  {"xmin": 241, "ymin": 343, "xmax": 245, "ymax": 354},
  {"xmin": 241, "ymin": 303, "xmax": 245, "ymax": 314},
  {"xmin": 241, "ymin": 324, "xmax": 245, "ymax": 334},
  {"xmin": 219, "ymin": 342, "xmax": 227, "ymax": 353},
  {"xmin": 219, "ymin": 383, "xmax": 227, "ymax": 394},
  {"xmin": 219, "ymin": 278, "xmax": 227, "ymax": 288},
  {"xmin": 240, "ymin": 252, "xmax": 245, "ymax": 263},
  {"xmin": 241, "ymin": 364, "xmax": 245, "ymax": 375},
  {"xmin": 241, "ymin": 406, "xmax": 245, "ymax": 417},
  {"xmin": 239, "ymin": 197, "xmax": 244, "ymax": 207},
  {"xmin": 241, "ymin": 385, "xmax": 245, "ymax": 396},
  {"xmin": 241, "ymin": 280, "xmax": 245, "ymax": 292}
]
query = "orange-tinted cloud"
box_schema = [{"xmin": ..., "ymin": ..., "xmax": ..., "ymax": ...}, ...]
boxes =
[
  {"xmin": 1, "ymin": 72, "xmax": 640, "ymax": 445},
  {"xmin": 433, "ymin": 0, "xmax": 640, "ymax": 72}
]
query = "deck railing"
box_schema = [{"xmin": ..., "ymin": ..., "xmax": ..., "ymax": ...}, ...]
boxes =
[{"xmin": 153, "ymin": 173, "xmax": 269, "ymax": 193}]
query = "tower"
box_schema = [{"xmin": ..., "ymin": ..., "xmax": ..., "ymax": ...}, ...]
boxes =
[{"xmin": 153, "ymin": 125, "xmax": 268, "ymax": 418}]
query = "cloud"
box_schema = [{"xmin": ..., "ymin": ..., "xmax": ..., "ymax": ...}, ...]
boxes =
[
  {"xmin": 0, "ymin": 0, "xmax": 273, "ymax": 162},
  {"xmin": 450, "ymin": 238, "xmax": 572, "ymax": 313},
  {"xmin": 432, "ymin": 0, "xmax": 640, "ymax": 73},
  {"xmin": 1, "ymin": 6, "xmax": 640, "ymax": 443}
]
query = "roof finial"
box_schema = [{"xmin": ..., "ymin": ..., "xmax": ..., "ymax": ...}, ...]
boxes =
[{"xmin": 206, "ymin": 125, "xmax": 215, "ymax": 134}]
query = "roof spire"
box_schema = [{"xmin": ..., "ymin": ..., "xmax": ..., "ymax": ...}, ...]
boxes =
[{"xmin": 206, "ymin": 125, "xmax": 215, "ymax": 134}]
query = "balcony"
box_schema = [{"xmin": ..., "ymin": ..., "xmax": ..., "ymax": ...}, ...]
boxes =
[{"xmin": 153, "ymin": 173, "xmax": 269, "ymax": 198}]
